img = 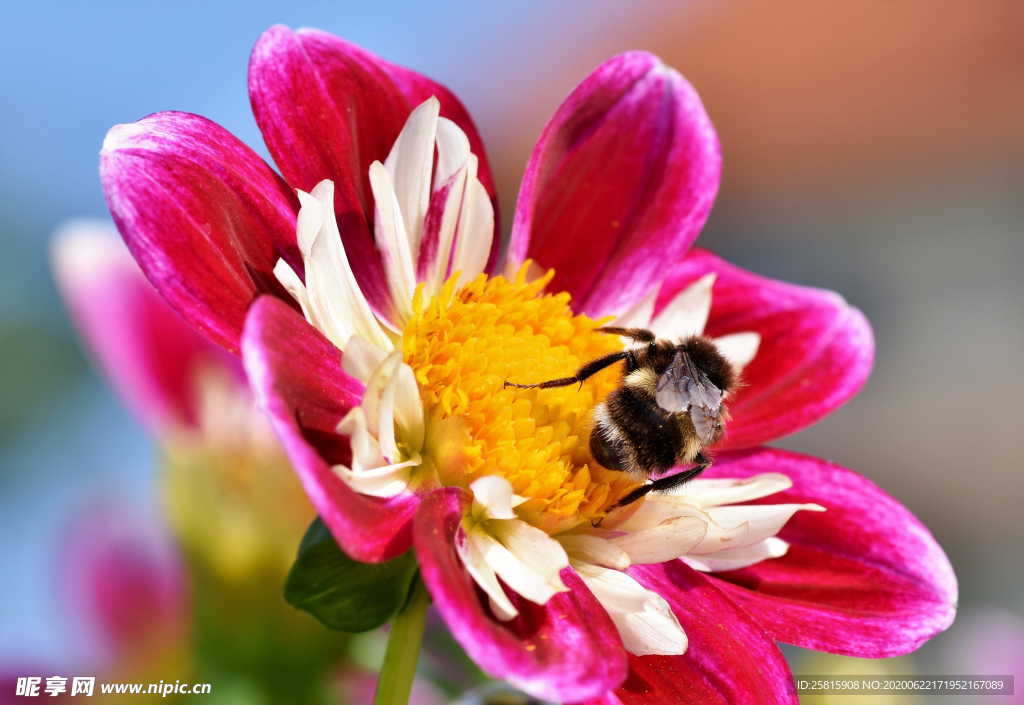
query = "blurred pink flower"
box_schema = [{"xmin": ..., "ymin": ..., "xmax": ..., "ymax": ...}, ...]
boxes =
[
  {"xmin": 53, "ymin": 224, "xmax": 312, "ymax": 582},
  {"xmin": 52, "ymin": 220, "xmax": 235, "ymax": 435},
  {"xmin": 59, "ymin": 503, "xmax": 188, "ymax": 660},
  {"xmin": 98, "ymin": 25, "xmax": 956, "ymax": 703}
]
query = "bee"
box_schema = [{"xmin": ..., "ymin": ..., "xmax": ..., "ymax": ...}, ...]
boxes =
[{"xmin": 504, "ymin": 326, "xmax": 736, "ymax": 510}]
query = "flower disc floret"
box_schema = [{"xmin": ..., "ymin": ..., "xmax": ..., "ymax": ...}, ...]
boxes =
[{"xmin": 403, "ymin": 267, "xmax": 638, "ymax": 533}]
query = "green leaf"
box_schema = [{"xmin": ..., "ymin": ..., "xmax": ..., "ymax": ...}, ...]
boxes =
[{"xmin": 284, "ymin": 518, "xmax": 418, "ymax": 632}]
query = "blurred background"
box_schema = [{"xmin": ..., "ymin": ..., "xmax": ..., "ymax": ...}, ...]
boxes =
[{"xmin": 1, "ymin": 1, "xmax": 1021, "ymax": 702}]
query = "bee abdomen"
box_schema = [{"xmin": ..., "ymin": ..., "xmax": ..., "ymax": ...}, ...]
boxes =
[
  {"xmin": 590, "ymin": 402, "xmax": 631, "ymax": 471},
  {"xmin": 592, "ymin": 387, "xmax": 682, "ymax": 474}
]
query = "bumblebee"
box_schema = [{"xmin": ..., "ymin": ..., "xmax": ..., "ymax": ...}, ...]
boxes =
[{"xmin": 505, "ymin": 326, "xmax": 736, "ymax": 509}]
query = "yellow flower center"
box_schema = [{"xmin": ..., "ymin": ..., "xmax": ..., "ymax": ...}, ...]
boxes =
[{"xmin": 402, "ymin": 266, "xmax": 640, "ymax": 533}]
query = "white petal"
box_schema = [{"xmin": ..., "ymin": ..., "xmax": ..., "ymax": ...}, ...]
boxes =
[
  {"xmin": 491, "ymin": 519, "xmax": 570, "ymax": 593},
  {"xmin": 692, "ymin": 503, "xmax": 825, "ymax": 555},
  {"xmin": 470, "ymin": 524, "xmax": 567, "ymax": 606},
  {"xmin": 359, "ymin": 352, "xmax": 403, "ymax": 442},
  {"xmin": 683, "ymin": 537, "xmax": 789, "ymax": 572},
  {"xmin": 469, "ymin": 475, "xmax": 518, "ymax": 520},
  {"xmin": 334, "ymin": 408, "xmax": 413, "ymax": 497},
  {"xmin": 423, "ymin": 166, "xmax": 468, "ymax": 294},
  {"xmin": 610, "ymin": 493, "xmax": 707, "ymax": 533},
  {"xmin": 714, "ymin": 331, "xmax": 761, "ymax": 371},
  {"xmin": 449, "ymin": 163, "xmax": 494, "ymax": 286},
  {"xmin": 457, "ymin": 526, "xmax": 518, "ymax": 621},
  {"xmin": 340, "ymin": 335, "xmax": 388, "ymax": 383},
  {"xmin": 610, "ymin": 515, "xmax": 709, "ymax": 565},
  {"xmin": 391, "ymin": 362, "xmax": 425, "ymax": 452},
  {"xmin": 295, "ymin": 185, "xmax": 325, "ymax": 253},
  {"xmin": 649, "ymin": 273, "xmax": 716, "ymax": 339},
  {"xmin": 370, "ymin": 162, "xmax": 418, "ymax": 319},
  {"xmin": 272, "ymin": 259, "xmax": 315, "ymax": 324},
  {"xmin": 677, "ymin": 473, "xmax": 793, "ymax": 508},
  {"xmin": 611, "ymin": 285, "xmax": 658, "ymax": 328},
  {"xmin": 434, "ymin": 117, "xmax": 471, "ymax": 190},
  {"xmin": 558, "ymin": 534, "xmax": 631, "ymax": 570},
  {"xmin": 293, "ymin": 181, "xmax": 392, "ymax": 351},
  {"xmin": 376, "ymin": 359, "xmax": 402, "ymax": 462},
  {"xmin": 576, "ymin": 563, "xmax": 687, "ymax": 656},
  {"xmin": 337, "ymin": 407, "xmax": 385, "ymax": 470},
  {"xmin": 383, "ymin": 97, "xmax": 439, "ymax": 255},
  {"xmin": 332, "ymin": 458, "xmax": 415, "ymax": 498}
]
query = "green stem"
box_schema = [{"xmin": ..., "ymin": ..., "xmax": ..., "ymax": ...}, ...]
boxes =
[{"xmin": 373, "ymin": 577, "xmax": 431, "ymax": 705}]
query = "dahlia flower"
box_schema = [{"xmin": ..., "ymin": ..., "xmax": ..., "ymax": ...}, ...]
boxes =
[{"xmin": 100, "ymin": 26, "xmax": 956, "ymax": 704}]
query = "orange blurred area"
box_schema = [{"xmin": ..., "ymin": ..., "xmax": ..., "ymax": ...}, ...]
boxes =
[{"xmin": 481, "ymin": 0, "xmax": 1024, "ymax": 205}]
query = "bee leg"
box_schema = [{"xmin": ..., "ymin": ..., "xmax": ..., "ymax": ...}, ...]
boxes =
[
  {"xmin": 596, "ymin": 326, "xmax": 656, "ymax": 343},
  {"xmin": 504, "ymin": 351, "xmax": 629, "ymax": 390},
  {"xmin": 611, "ymin": 455, "xmax": 712, "ymax": 509}
]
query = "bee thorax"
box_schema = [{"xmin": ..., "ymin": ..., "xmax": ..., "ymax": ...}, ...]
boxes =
[{"xmin": 623, "ymin": 366, "xmax": 658, "ymax": 394}]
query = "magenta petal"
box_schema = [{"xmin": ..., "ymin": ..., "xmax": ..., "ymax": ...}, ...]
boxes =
[
  {"xmin": 416, "ymin": 177, "xmax": 455, "ymax": 281},
  {"xmin": 241, "ymin": 296, "xmax": 418, "ymax": 562},
  {"xmin": 249, "ymin": 26, "xmax": 498, "ymax": 309},
  {"xmin": 53, "ymin": 225, "xmax": 230, "ymax": 431},
  {"xmin": 510, "ymin": 51, "xmax": 720, "ymax": 317},
  {"xmin": 659, "ymin": 249, "xmax": 874, "ymax": 448},
  {"xmin": 101, "ymin": 111, "xmax": 298, "ymax": 353},
  {"xmin": 415, "ymin": 488, "xmax": 627, "ymax": 702},
  {"xmin": 61, "ymin": 503, "xmax": 188, "ymax": 655},
  {"xmin": 594, "ymin": 562, "xmax": 797, "ymax": 705},
  {"xmin": 705, "ymin": 447, "xmax": 958, "ymax": 657}
]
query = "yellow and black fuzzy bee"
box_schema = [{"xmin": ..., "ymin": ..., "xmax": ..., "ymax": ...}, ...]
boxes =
[{"xmin": 505, "ymin": 327, "xmax": 737, "ymax": 509}]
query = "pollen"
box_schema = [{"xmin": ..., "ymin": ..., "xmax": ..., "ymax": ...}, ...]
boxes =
[{"xmin": 402, "ymin": 266, "xmax": 639, "ymax": 533}]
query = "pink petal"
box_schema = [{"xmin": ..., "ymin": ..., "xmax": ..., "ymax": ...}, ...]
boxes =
[
  {"xmin": 241, "ymin": 296, "xmax": 418, "ymax": 562},
  {"xmin": 53, "ymin": 224, "xmax": 231, "ymax": 431},
  {"xmin": 509, "ymin": 51, "xmax": 720, "ymax": 317},
  {"xmin": 658, "ymin": 248, "xmax": 874, "ymax": 448},
  {"xmin": 248, "ymin": 26, "xmax": 498, "ymax": 310},
  {"xmin": 60, "ymin": 503, "xmax": 188, "ymax": 656},
  {"xmin": 415, "ymin": 488, "xmax": 627, "ymax": 702},
  {"xmin": 101, "ymin": 111, "xmax": 299, "ymax": 353},
  {"xmin": 590, "ymin": 562, "xmax": 797, "ymax": 705},
  {"xmin": 416, "ymin": 178, "xmax": 455, "ymax": 281},
  {"xmin": 705, "ymin": 447, "xmax": 958, "ymax": 657}
]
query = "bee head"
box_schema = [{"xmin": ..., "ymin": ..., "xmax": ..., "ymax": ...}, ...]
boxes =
[{"xmin": 679, "ymin": 336, "xmax": 737, "ymax": 393}]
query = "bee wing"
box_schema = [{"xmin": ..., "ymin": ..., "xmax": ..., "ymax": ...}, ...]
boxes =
[
  {"xmin": 689, "ymin": 402, "xmax": 721, "ymax": 444},
  {"xmin": 679, "ymin": 352, "xmax": 724, "ymax": 444},
  {"xmin": 655, "ymin": 352, "xmax": 726, "ymax": 441},
  {"xmin": 654, "ymin": 352, "xmax": 691, "ymax": 413}
]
